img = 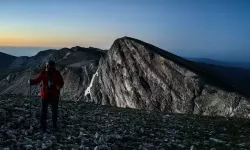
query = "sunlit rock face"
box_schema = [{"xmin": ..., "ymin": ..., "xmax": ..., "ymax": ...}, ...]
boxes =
[{"xmin": 87, "ymin": 37, "xmax": 250, "ymax": 118}]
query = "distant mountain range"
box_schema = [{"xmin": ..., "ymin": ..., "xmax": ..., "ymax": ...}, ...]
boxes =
[
  {"xmin": 186, "ymin": 57, "xmax": 250, "ymax": 98},
  {"xmin": 187, "ymin": 58, "xmax": 250, "ymax": 69}
]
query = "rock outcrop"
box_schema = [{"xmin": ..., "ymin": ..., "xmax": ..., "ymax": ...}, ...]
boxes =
[
  {"xmin": 0, "ymin": 47, "xmax": 106, "ymax": 100},
  {"xmin": 86, "ymin": 37, "xmax": 250, "ymax": 118}
]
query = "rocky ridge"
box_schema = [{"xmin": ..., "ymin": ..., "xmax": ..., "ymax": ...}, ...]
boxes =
[
  {"xmin": 86, "ymin": 37, "xmax": 250, "ymax": 118},
  {"xmin": 0, "ymin": 46, "xmax": 106, "ymax": 101}
]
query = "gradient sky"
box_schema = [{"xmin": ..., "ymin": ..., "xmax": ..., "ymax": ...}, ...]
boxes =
[{"xmin": 0, "ymin": 0, "xmax": 250, "ymax": 61}]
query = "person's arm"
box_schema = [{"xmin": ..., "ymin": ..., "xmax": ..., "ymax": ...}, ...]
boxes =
[{"xmin": 30, "ymin": 72, "xmax": 43, "ymax": 85}]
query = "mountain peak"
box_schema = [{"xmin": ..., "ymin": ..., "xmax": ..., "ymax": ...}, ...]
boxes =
[
  {"xmin": 87, "ymin": 37, "xmax": 250, "ymax": 117},
  {"xmin": 111, "ymin": 37, "xmax": 241, "ymax": 95}
]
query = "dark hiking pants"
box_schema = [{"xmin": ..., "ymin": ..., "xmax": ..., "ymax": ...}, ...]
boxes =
[{"xmin": 41, "ymin": 94, "xmax": 58, "ymax": 129}]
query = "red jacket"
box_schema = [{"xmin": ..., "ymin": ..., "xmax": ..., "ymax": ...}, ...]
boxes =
[{"xmin": 31, "ymin": 70, "xmax": 64, "ymax": 100}]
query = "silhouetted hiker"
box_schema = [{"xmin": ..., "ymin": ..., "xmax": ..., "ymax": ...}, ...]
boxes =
[{"xmin": 28, "ymin": 60, "xmax": 64, "ymax": 132}]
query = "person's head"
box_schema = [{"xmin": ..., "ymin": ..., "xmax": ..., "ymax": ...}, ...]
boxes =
[{"xmin": 46, "ymin": 60, "xmax": 56, "ymax": 71}]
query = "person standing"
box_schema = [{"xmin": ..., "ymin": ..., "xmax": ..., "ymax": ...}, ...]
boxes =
[{"xmin": 28, "ymin": 60, "xmax": 64, "ymax": 132}]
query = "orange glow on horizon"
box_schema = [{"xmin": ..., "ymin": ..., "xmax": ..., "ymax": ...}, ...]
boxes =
[
  {"xmin": 0, "ymin": 35, "xmax": 114, "ymax": 49},
  {"xmin": 0, "ymin": 36, "xmax": 76, "ymax": 47}
]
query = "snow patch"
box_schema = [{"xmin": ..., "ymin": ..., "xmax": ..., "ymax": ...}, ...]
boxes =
[
  {"xmin": 228, "ymin": 107, "xmax": 235, "ymax": 117},
  {"xmin": 64, "ymin": 52, "xmax": 71, "ymax": 59},
  {"xmin": 84, "ymin": 69, "xmax": 99, "ymax": 97}
]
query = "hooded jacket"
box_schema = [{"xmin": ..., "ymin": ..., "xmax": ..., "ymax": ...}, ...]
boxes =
[{"xmin": 31, "ymin": 69, "xmax": 64, "ymax": 101}]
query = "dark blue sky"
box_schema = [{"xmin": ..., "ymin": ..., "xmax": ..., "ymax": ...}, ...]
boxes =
[{"xmin": 0, "ymin": 0, "xmax": 249, "ymax": 61}]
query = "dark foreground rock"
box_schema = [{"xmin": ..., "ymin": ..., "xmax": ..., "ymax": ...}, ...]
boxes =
[{"xmin": 1, "ymin": 95, "xmax": 250, "ymax": 149}]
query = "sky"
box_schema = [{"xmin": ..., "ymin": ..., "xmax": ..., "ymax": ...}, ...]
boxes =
[{"xmin": 0, "ymin": 0, "xmax": 250, "ymax": 61}]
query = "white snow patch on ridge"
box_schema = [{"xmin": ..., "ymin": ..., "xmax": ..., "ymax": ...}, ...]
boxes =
[
  {"xmin": 84, "ymin": 69, "xmax": 99, "ymax": 97},
  {"xmin": 64, "ymin": 52, "xmax": 71, "ymax": 59}
]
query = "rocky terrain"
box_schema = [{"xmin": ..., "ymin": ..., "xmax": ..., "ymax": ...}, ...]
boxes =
[
  {"xmin": 0, "ymin": 46, "xmax": 106, "ymax": 101},
  {"xmin": 1, "ymin": 94, "xmax": 250, "ymax": 150},
  {"xmin": 0, "ymin": 37, "xmax": 250, "ymax": 119},
  {"xmin": 87, "ymin": 37, "xmax": 250, "ymax": 118}
]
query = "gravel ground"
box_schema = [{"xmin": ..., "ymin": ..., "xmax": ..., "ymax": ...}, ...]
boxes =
[{"xmin": 0, "ymin": 95, "xmax": 250, "ymax": 150}]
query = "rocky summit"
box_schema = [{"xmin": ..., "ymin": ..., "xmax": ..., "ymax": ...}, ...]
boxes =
[
  {"xmin": 1, "ymin": 95, "xmax": 250, "ymax": 149},
  {"xmin": 86, "ymin": 37, "xmax": 250, "ymax": 118}
]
